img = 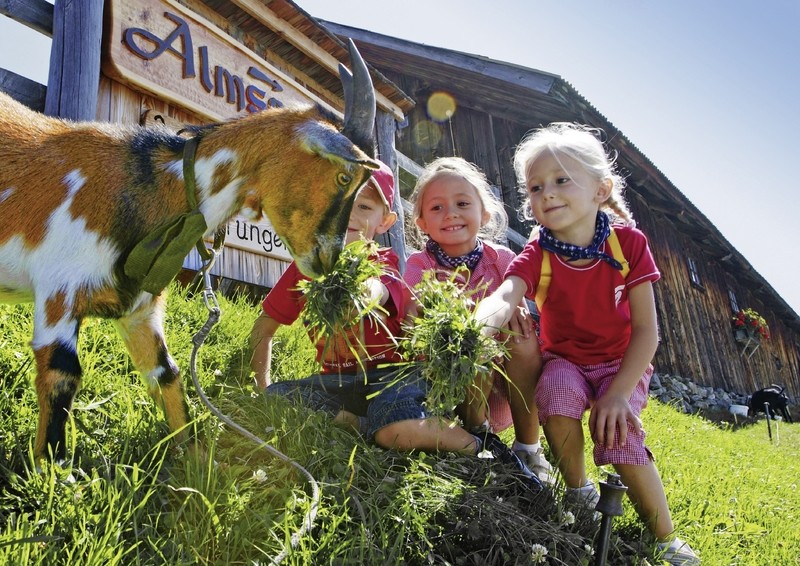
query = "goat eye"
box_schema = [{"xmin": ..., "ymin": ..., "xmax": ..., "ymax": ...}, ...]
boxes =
[{"xmin": 336, "ymin": 172, "xmax": 352, "ymax": 187}]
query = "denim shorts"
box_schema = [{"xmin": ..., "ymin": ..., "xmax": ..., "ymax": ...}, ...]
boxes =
[{"xmin": 265, "ymin": 366, "xmax": 429, "ymax": 439}]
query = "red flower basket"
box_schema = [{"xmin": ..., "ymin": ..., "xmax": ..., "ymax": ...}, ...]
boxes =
[{"xmin": 732, "ymin": 308, "xmax": 770, "ymax": 340}]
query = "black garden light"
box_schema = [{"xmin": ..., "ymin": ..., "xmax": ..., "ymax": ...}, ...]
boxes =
[{"xmin": 593, "ymin": 472, "xmax": 628, "ymax": 566}]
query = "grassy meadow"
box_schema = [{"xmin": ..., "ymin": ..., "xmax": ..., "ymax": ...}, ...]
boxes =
[{"xmin": 0, "ymin": 285, "xmax": 798, "ymax": 565}]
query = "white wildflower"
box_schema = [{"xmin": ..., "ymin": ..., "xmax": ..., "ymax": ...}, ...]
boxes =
[
  {"xmin": 530, "ymin": 543, "xmax": 548, "ymax": 563},
  {"xmin": 477, "ymin": 449, "xmax": 494, "ymax": 459},
  {"xmin": 560, "ymin": 510, "xmax": 575, "ymax": 526},
  {"xmin": 584, "ymin": 543, "xmax": 594, "ymax": 556},
  {"xmin": 253, "ymin": 468, "xmax": 268, "ymax": 483}
]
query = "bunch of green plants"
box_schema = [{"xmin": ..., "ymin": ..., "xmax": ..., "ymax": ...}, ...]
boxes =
[
  {"xmin": 400, "ymin": 268, "xmax": 505, "ymax": 417},
  {"xmin": 297, "ymin": 239, "xmax": 388, "ymax": 367}
]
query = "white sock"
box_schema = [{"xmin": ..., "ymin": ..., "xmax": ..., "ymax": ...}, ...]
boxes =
[
  {"xmin": 471, "ymin": 434, "xmax": 483, "ymax": 454},
  {"xmin": 512, "ymin": 440, "xmax": 541, "ymax": 453}
]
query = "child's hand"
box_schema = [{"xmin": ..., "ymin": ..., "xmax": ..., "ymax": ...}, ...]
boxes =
[
  {"xmin": 589, "ymin": 392, "xmax": 643, "ymax": 449},
  {"xmin": 507, "ymin": 305, "xmax": 533, "ymax": 342},
  {"xmin": 362, "ymin": 277, "xmax": 387, "ymax": 306}
]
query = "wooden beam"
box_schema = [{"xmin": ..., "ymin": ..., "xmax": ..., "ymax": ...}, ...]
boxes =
[
  {"xmin": 45, "ymin": 0, "xmax": 103, "ymax": 120},
  {"xmin": 322, "ymin": 21, "xmax": 557, "ymax": 95},
  {"xmin": 227, "ymin": 0, "xmax": 404, "ymax": 120},
  {"xmin": 375, "ymin": 111, "xmax": 406, "ymax": 269},
  {"xmin": 396, "ymin": 150, "xmax": 424, "ymax": 176},
  {"xmin": 0, "ymin": 0, "xmax": 53, "ymax": 36},
  {"xmin": 0, "ymin": 68, "xmax": 45, "ymax": 110}
]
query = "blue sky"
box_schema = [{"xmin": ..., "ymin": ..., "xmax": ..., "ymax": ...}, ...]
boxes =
[{"xmin": 2, "ymin": 1, "xmax": 798, "ymax": 317}]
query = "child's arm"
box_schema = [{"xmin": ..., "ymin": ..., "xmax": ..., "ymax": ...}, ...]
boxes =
[
  {"xmin": 249, "ymin": 312, "xmax": 283, "ymax": 389},
  {"xmin": 364, "ymin": 276, "xmax": 390, "ymax": 308},
  {"xmin": 589, "ymin": 281, "xmax": 659, "ymax": 449},
  {"xmin": 474, "ymin": 276, "xmax": 528, "ymax": 335}
]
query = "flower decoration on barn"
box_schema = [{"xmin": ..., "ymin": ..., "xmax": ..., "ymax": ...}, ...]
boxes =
[{"xmin": 732, "ymin": 308, "xmax": 770, "ymax": 340}]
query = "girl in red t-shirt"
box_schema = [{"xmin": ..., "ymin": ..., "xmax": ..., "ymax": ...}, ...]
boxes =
[{"xmin": 475, "ymin": 124, "xmax": 698, "ymax": 565}]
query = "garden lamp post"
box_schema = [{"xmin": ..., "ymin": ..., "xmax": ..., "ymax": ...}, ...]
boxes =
[{"xmin": 593, "ymin": 472, "xmax": 628, "ymax": 566}]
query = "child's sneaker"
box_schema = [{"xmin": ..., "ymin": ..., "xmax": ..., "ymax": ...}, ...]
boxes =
[
  {"xmin": 514, "ymin": 448, "xmax": 556, "ymax": 484},
  {"xmin": 656, "ymin": 537, "xmax": 700, "ymax": 565},
  {"xmin": 473, "ymin": 429, "xmax": 544, "ymax": 491},
  {"xmin": 564, "ymin": 481, "xmax": 601, "ymax": 521}
]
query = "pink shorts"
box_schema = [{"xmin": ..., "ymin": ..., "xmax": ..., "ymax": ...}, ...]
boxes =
[{"xmin": 535, "ymin": 352, "xmax": 653, "ymax": 466}]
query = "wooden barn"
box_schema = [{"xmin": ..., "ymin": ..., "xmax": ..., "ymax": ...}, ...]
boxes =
[{"xmin": 2, "ymin": 0, "xmax": 798, "ymax": 400}]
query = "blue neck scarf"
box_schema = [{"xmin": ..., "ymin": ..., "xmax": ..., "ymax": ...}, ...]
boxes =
[
  {"xmin": 426, "ymin": 238, "xmax": 485, "ymax": 271},
  {"xmin": 538, "ymin": 212, "xmax": 623, "ymax": 270}
]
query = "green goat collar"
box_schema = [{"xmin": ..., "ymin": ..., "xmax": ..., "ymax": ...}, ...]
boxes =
[{"xmin": 124, "ymin": 136, "xmax": 210, "ymax": 295}]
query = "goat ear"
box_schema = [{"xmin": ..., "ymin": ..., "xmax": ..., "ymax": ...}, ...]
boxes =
[{"xmin": 296, "ymin": 121, "xmax": 378, "ymax": 167}]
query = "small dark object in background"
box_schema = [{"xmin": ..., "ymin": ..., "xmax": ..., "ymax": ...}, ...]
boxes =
[{"xmin": 749, "ymin": 385, "xmax": 793, "ymax": 423}]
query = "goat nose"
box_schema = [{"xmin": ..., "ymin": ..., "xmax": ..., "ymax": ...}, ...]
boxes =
[{"xmin": 317, "ymin": 240, "xmax": 344, "ymax": 274}]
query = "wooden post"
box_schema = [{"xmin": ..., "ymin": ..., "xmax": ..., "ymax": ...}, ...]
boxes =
[
  {"xmin": 44, "ymin": 0, "xmax": 103, "ymax": 120},
  {"xmin": 375, "ymin": 110, "xmax": 407, "ymax": 270}
]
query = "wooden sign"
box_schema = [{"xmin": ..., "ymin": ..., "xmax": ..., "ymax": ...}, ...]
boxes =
[
  {"xmin": 222, "ymin": 216, "xmax": 292, "ymax": 261},
  {"xmin": 103, "ymin": 0, "xmax": 336, "ymax": 121}
]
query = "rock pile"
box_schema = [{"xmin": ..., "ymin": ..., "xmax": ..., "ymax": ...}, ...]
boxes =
[{"xmin": 648, "ymin": 373, "xmax": 750, "ymax": 415}]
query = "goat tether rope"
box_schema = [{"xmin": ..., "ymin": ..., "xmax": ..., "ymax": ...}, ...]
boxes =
[{"xmin": 189, "ymin": 248, "xmax": 320, "ymax": 566}]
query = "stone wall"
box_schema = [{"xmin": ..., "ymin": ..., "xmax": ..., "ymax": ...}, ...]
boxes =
[{"xmin": 649, "ymin": 373, "xmax": 752, "ymax": 415}]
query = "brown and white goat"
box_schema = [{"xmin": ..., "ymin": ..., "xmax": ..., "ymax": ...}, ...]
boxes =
[{"xmin": 0, "ymin": 42, "xmax": 380, "ymax": 460}]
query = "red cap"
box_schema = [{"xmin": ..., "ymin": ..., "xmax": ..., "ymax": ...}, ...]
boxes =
[{"xmin": 369, "ymin": 161, "xmax": 395, "ymax": 210}]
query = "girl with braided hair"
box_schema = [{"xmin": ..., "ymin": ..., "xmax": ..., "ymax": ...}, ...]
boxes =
[{"xmin": 476, "ymin": 123, "xmax": 699, "ymax": 565}]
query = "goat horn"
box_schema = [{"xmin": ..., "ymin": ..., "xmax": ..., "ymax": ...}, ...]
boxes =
[{"xmin": 339, "ymin": 38, "xmax": 376, "ymax": 155}]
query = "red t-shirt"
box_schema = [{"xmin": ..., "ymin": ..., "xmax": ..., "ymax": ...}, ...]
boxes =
[
  {"xmin": 262, "ymin": 248, "xmax": 409, "ymax": 373},
  {"xmin": 506, "ymin": 226, "xmax": 660, "ymax": 365}
]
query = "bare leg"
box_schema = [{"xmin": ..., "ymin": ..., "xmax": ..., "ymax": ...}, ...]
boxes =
[
  {"xmin": 374, "ymin": 418, "xmax": 478, "ymax": 454},
  {"xmin": 614, "ymin": 462, "xmax": 674, "ymax": 540},
  {"xmin": 505, "ymin": 335, "xmax": 542, "ymax": 444},
  {"xmin": 543, "ymin": 415, "xmax": 586, "ymax": 488},
  {"xmin": 458, "ymin": 372, "xmax": 494, "ymax": 430}
]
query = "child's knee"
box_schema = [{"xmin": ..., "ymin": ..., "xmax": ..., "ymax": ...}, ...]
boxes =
[{"xmin": 507, "ymin": 335, "xmax": 541, "ymax": 365}]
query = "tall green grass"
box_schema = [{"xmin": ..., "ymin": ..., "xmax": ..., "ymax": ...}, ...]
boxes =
[{"xmin": 0, "ymin": 285, "xmax": 797, "ymax": 565}]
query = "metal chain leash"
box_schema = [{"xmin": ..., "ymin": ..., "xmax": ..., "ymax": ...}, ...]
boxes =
[{"xmin": 188, "ymin": 247, "xmax": 320, "ymax": 565}]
